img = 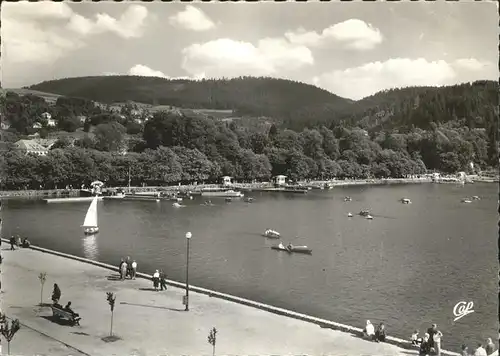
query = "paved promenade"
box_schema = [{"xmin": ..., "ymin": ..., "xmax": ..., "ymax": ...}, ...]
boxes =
[{"xmin": 1, "ymin": 247, "xmax": 419, "ymax": 356}]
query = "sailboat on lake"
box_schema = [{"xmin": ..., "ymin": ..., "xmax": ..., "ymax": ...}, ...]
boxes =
[{"xmin": 82, "ymin": 195, "xmax": 99, "ymax": 235}]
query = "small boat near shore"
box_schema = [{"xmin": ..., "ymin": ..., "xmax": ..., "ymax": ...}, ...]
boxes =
[
  {"xmin": 359, "ymin": 210, "xmax": 370, "ymax": 217},
  {"xmin": 344, "ymin": 196, "xmax": 352, "ymax": 202},
  {"xmin": 103, "ymin": 194, "xmax": 160, "ymax": 202},
  {"xmin": 461, "ymin": 198, "xmax": 472, "ymax": 203},
  {"xmin": 400, "ymin": 198, "xmax": 412, "ymax": 204},
  {"xmin": 201, "ymin": 188, "xmax": 244, "ymax": 198},
  {"xmin": 262, "ymin": 229, "xmax": 280, "ymax": 238},
  {"xmin": 271, "ymin": 244, "xmax": 312, "ymax": 255},
  {"xmin": 82, "ymin": 196, "xmax": 99, "ymax": 235}
]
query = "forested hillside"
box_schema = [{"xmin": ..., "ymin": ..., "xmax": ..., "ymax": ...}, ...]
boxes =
[
  {"xmin": 28, "ymin": 76, "xmax": 498, "ymax": 132},
  {"xmin": 0, "ymin": 77, "xmax": 497, "ymax": 190},
  {"xmin": 28, "ymin": 76, "xmax": 351, "ymax": 128}
]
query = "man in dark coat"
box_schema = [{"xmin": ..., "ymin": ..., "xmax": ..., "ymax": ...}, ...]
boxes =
[{"xmin": 159, "ymin": 270, "xmax": 167, "ymax": 291}]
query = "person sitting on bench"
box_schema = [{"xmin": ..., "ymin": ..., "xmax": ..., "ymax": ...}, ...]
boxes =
[{"xmin": 64, "ymin": 301, "xmax": 79, "ymax": 318}]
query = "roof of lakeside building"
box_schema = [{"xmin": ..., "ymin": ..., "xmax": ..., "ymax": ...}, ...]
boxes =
[{"xmin": 15, "ymin": 139, "xmax": 49, "ymax": 152}]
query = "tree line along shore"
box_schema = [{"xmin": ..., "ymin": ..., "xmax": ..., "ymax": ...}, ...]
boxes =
[{"xmin": 0, "ymin": 79, "xmax": 497, "ymax": 191}]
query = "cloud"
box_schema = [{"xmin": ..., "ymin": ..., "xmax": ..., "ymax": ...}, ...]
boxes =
[
  {"xmin": 315, "ymin": 58, "xmax": 458, "ymax": 100},
  {"xmin": 126, "ymin": 65, "xmax": 203, "ymax": 80},
  {"xmin": 181, "ymin": 38, "xmax": 314, "ymax": 78},
  {"xmin": 128, "ymin": 64, "xmax": 167, "ymax": 78},
  {"xmin": 169, "ymin": 5, "xmax": 215, "ymax": 31},
  {"xmin": 453, "ymin": 58, "xmax": 491, "ymax": 71},
  {"xmin": 285, "ymin": 19, "xmax": 383, "ymax": 50},
  {"xmin": 68, "ymin": 5, "xmax": 148, "ymax": 39},
  {"xmin": 1, "ymin": 2, "xmax": 149, "ymax": 64}
]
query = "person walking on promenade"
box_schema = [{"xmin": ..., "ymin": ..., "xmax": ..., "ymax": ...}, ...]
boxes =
[
  {"xmin": 433, "ymin": 329, "xmax": 443, "ymax": 356},
  {"xmin": 485, "ymin": 338, "xmax": 496, "ymax": 355},
  {"xmin": 131, "ymin": 260, "xmax": 137, "ymax": 279},
  {"xmin": 51, "ymin": 283, "xmax": 61, "ymax": 305},
  {"xmin": 411, "ymin": 329, "xmax": 422, "ymax": 346},
  {"xmin": 159, "ymin": 270, "xmax": 167, "ymax": 291},
  {"xmin": 427, "ymin": 323, "xmax": 437, "ymax": 349},
  {"xmin": 363, "ymin": 320, "xmax": 375, "ymax": 339},
  {"xmin": 475, "ymin": 342, "xmax": 487, "ymax": 356},
  {"xmin": 462, "ymin": 344, "xmax": 470, "ymax": 356},
  {"xmin": 120, "ymin": 259, "xmax": 127, "ymax": 280},
  {"xmin": 375, "ymin": 322, "xmax": 386, "ymax": 343},
  {"xmin": 9, "ymin": 236, "xmax": 15, "ymax": 250},
  {"xmin": 126, "ymin": 256, "xmax": 132, "ymax": 278},
  {"xmin": 419, "ymin": 333, "xmax": 431, "ymax": 356},
  {"xmin": 152, "ymin": 270, "xmax": 160, "ymax": 291}
]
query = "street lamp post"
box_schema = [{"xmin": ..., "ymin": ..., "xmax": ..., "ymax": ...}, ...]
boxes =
[{"xmin": 185, "ymin": 231, "xmax": 192, "ymax": 311}]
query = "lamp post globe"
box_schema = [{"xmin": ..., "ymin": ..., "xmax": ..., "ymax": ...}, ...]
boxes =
[{"xmin": 185, "ymin": 232, "xmax": 192, "ymax": 311}]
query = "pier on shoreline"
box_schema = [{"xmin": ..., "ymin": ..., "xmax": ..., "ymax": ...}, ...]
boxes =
[
  {"xmin": 0, "ymin": 241, "xmax": 460, "ymax": 356},
  {"xmin": 0, "ymin": 177, "xmax": 435, "ymax": 199}
]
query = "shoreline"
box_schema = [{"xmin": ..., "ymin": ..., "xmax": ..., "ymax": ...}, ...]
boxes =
[
  {"xmin": 0, "ymin": 177, "xmax": 439, "ymax": 199},
  {"xmin": 1, "ymin": 238, "xmax": 460, "ymax": 356}
]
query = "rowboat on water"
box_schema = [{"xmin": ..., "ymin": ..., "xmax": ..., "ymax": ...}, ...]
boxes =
[
  {"xmin": 271, "ymin": 243, "xmax": 312, "ymax": 255},
  {"xmin": 262, "ymin": 229, "xmax": 280, "ymax": 238}
]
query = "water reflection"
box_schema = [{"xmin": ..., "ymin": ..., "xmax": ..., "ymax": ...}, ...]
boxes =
[{"xmin": 82, "ymin": 234, "xmax": 98, "ymax": 260}]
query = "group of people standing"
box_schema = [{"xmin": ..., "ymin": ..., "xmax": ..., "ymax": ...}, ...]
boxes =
[
  {"xmin": 410, "ymin": 324, "xmax": 497, "ymax": 356},
  {"xmin": 117, "ymin": 257, "xmax": 168, "ymax": 291},
  {"xmin": 363, "ymin": 321, "xmax": 497, "ymax": 356},
  {"xmin": 119, "ymin": 256, "xmax": 137, "ymax": 280},
  {"xmin": 363, "ymin": 320, "xmax": 386, "ymax": 342},
  {"xmin": 410, "ymin": 324, "xmax": 444, "ymax": 355},
  {"xmin": 8, "ymin": 235, "xmax": 30, "ymax": 250},
  {"xmin": 461, "ymin": 339, "xmax": 497, "ymax": 356},
  {"xmin": 152, "ymin": 269, "xmax": 168, "ymax": 291}
]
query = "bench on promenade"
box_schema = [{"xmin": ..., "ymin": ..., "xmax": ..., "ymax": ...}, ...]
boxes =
[{"xmin": 50, "ymin": 306, "xmax": 81, "ymax": 326}]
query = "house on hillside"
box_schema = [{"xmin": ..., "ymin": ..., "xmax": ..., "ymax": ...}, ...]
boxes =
[
  {"xmin": 35, "ymin": 138, "xmax": 58, "ymax": 149},
  {"xmin": 1, "ymin": 120, "xmax": 10, "ymax": 130},
  {"xmin": 47, "ymin": 118, "xmax": 57, "ymax": 127},
  {"xmin": 41, "ymin": 112, "xmax": 52, "ymax": 120},
  {"xmin": 32, "ymin": 122, "xmax": 43, "ymax": 129},
  {"xmin": 76, "ymin": 115, "xmax": 87, "ymax": 123},
  {"xmin": 15, "ymin": 139, "xmax": 49, "ymax": 156}
]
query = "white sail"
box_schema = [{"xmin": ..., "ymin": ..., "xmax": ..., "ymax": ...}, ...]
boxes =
[{"xmin": 82, "ymin": 196, "xmax": 99, "ymax": 228}]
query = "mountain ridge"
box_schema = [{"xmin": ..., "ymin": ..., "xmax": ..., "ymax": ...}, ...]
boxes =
[{"xmin": 25, "ymin": 76, "xmax": 498, "ymax": 130}]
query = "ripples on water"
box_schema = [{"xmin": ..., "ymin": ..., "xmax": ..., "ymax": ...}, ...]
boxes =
[{"xmin": 2, "ymin": 183, "xmax": 497, "ymax": 352}]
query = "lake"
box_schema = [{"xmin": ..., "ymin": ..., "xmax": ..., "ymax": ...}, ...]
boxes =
[{"xmin": 2, "ymin": 183, "xmax": 497, "ymax": 352}]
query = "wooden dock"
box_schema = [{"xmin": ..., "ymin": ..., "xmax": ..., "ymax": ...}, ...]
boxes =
[{"xmin": 44, "ymin": 196, "xmax": 104, "ymax": 203}]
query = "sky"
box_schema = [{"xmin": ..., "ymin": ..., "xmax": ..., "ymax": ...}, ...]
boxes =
[{"xmin": 1, "ymin": 1, "xmax": 498, "ymax": 100}]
